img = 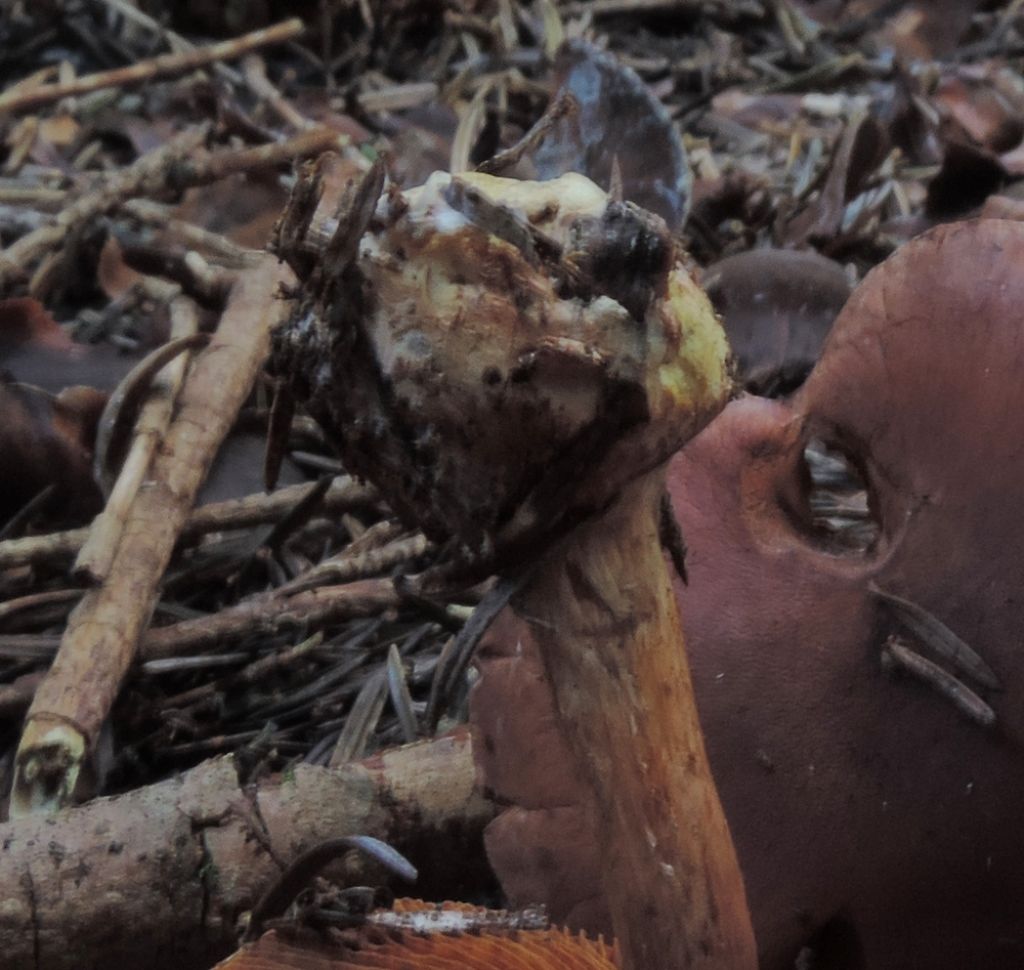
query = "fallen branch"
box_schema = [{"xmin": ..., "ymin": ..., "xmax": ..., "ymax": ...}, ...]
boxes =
[{"xmin": 0, "ymin": 730, "xmax": 491, "ymax": 970}]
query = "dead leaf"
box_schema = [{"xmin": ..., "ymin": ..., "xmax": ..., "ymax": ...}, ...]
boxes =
[
  {"xmin": 0, "ymin": 296, "xmax": 137, "ymax": 395},
  {"xmin": 527, "ymin": 40, "xmax": 692, "ymax": 231},
  {"xmin": 934, "ymin": 72, "xmax": 1024, "ymax": 153},
  {"xmin": 785, "ymin": 113, "xmax": 889, "ymax": 246},
  {"xmin": 173, "ymin": 173, "xmax": 290, "ymax": 249},
  {"xmin": 97, "ymin": 236, "xmax": 145, "ymax": 301},
  {"xmin": 0, "ymin": 380, "xmax": 103, "ymax": 525}
]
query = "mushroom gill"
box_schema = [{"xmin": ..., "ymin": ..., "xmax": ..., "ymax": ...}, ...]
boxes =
[{"xmin": 217, "ymin": 904, "xmax": 616, "ymax": 970}]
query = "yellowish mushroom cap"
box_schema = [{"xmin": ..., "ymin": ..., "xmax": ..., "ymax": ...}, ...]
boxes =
[{"xmin": 278, "ymin": 169, "xmax": 731, "ymax": 562}]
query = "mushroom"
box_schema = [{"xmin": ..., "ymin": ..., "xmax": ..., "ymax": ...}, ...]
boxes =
[
  {"xmin": 272, "ymin": 164, "xmax": 757, "ymax": 969},
  {"xmin": 473, "ymin": 219, "xmax": 1024, "ymax": 968},
  {"xmin": 699, "ymin": 248, "xmax": 852, "ymax": 396}
]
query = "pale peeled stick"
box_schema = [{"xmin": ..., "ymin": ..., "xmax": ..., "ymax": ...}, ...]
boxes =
[{"xmin": 278, "ymin": 169, "xmax": 732, "ymax": 559}]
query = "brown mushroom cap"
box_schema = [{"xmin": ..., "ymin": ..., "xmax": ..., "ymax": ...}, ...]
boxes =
[
  {"xmin": 472, "ymin": 219, "xmax": 1024, "ymax": 969},
  {"xmin": 700, "ymin": 248, "xmax": 851, "ymax": 394}
]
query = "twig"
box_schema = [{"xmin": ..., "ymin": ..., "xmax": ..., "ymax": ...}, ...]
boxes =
[
  {"xmin": 475, "ymin": 92, "xmax": 577, "ymax": 176},
  {"xmin": 140, "ymin": 577, "xmax": 401, "ymax": 659},
  {"xmin": 356, "ymin": 81, "xmax": 440, "ymax": 114},
  {"xmin": 98, "ymin": 0, "xmax": 245, "ymax": 85},
  {"xmin": 1, "ymin": 123, "xmax": 344, "ymax": 298},
  {"xmin": 0, "ymin": 529, "xmax": 85, "ymax": 571},
  {"xmin": 277, "ymin": 530, "xmax": 430, "ymax": 594},
  {"xmin": 183, "ymin": 476, "xmax": 379, "ymax": 536},
  {"xmin": 156, "ymin": 631, "xmax": 324, "ymax": 709},
  {"xmin": 121, "ymin": 198, "xmax": 264, "ymax": 268},
  {"xmin": 75, "ymin": 298, "xmax": 202, "ymax": 583},
  {"xmin": 242, "ymin": 54, "xmax": 316, "ymax": 131},
  {"xmin": 0, "ymin": 588, "xmax": 80, "ymax": 626},
  {"xmin": 0, "ymin": 476, "xmax": 380, "ymax": 572},
  {"xmin": 10, "ymin": 257, "xmax": 295, "ymax": 817},
  {"xmin": 0, "ymin": 186, "xmax": 66, "ymax": 209},
  {"xmin": 0, "ymin": 635, "xmax": 62, "ymax": 661},
  {"xmin": 178, "ymin": 126, "xmax": 349, "ymax": 185},
  {"xmin": 0, "ymin": 19, "xmax": 305, "ymax": 116}
]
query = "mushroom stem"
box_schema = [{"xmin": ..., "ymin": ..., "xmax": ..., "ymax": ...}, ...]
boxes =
[
  {"xmin": 518, "ymin": 469, "xmax": 756, "ymax": 970},
  {"xmin": 270, "ymin": 164, "xmax": 758, "ymax": 968}
]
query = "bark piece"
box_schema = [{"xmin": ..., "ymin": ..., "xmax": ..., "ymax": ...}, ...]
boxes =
[{"xmin": 0, "ymin": 731, "xmax": 491, "ymax": 970}]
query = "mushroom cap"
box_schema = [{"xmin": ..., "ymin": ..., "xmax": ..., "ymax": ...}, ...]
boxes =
[
  {"xmin": 282, "ymin": 171, "xmax": 730, "ymax": 556},
  {"xmin": 471, "ymin": 219, "xmax": 1024, "ymax": 968},
  {"xmin": 700, "ymin": 248, "xmax": 851, "ymax": 394}
]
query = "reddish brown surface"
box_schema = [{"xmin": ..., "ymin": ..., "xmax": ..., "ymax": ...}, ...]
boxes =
[
  {"xmin": 513, "ymin": 474, "xmax": 755, "ymax": 970},
  {"xmin": 216, "ymin": 926, "xmax": 616, "ymax": 970},
  {"xmin": 473, "ymin": 219, "xmax": 1024, "ymax": 969}
]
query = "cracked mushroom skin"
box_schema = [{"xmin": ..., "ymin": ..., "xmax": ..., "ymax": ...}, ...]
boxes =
[
  {"xmin": 274, "ymin": 169, "xmax": 756, "ymax": 970},
  {"xmin": 472, "ymin": 218, "xmax": 1024, "ymax": 970}
]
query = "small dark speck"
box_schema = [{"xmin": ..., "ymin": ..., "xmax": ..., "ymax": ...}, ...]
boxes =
[
  {"xmin": 513, "ymin": 289, "xmax": 532, "ymax": 312},
  {"xmin": 482, "ymin": 367, "xmax": 502, "ymax": 385},
  {"xmin": 108, "ymin": 841, "xmax": 124, "ymax": 854},
  {"xmin": 529, "ymin": 203, "xmax": 558, "ymax": 224}
]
